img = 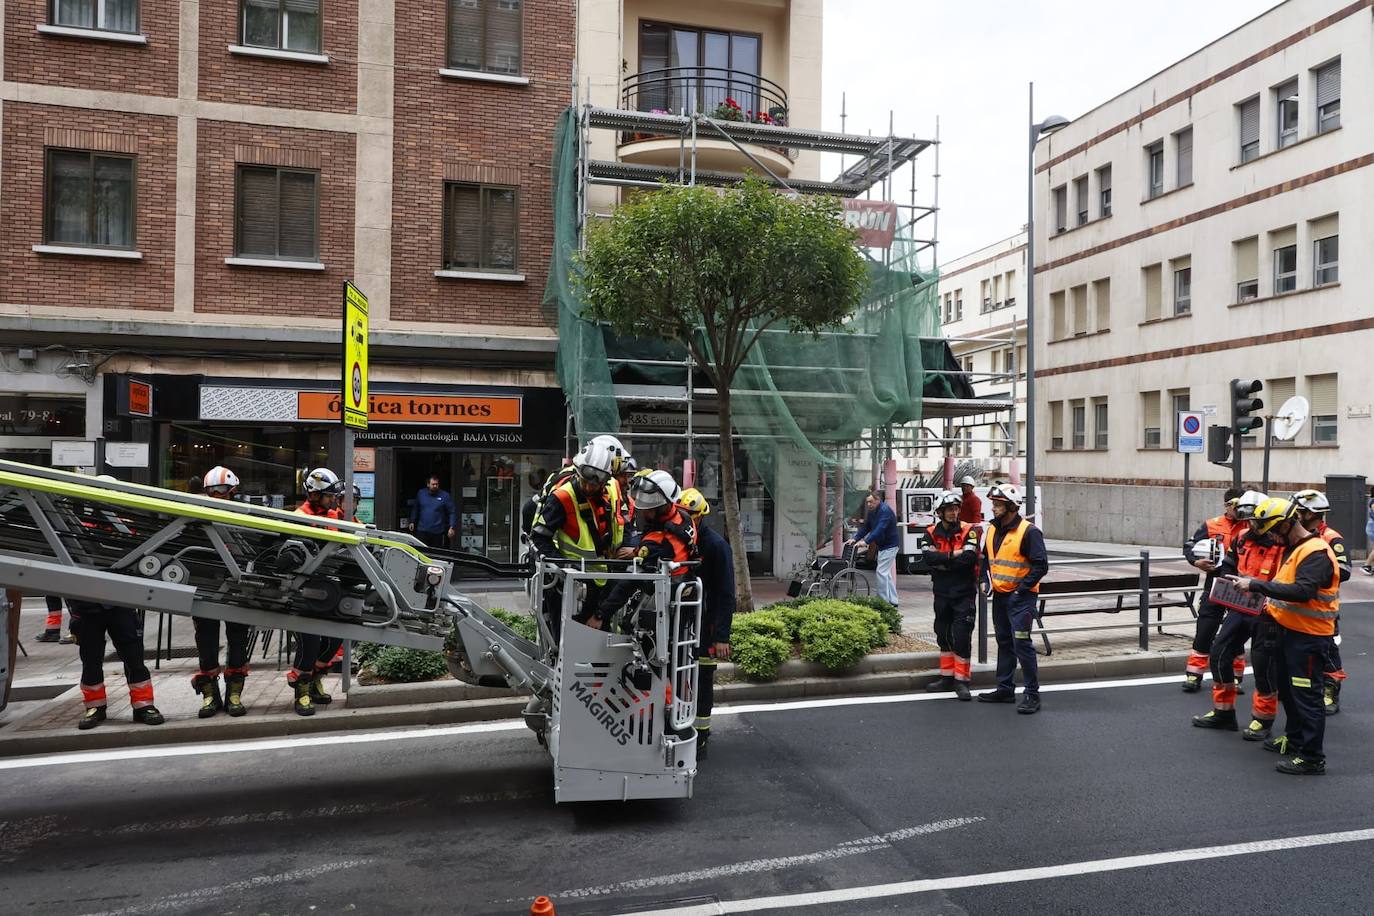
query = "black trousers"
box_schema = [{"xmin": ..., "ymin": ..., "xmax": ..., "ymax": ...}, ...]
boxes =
[
  {"xmin": 71, "ymin": 601, "xmax": 149, "ymax": 689},
  {"xmin": 695, "ymin": 656, "xmax": 717, "ymax": 734},
  {"xmin": 1209, "ymin": 611, "xmax": 1254, "ymax": 685},
  {"xmin": 932, "ymin": 592, "xmax": 975, "ymax": 660},
  {"xmin": 290, "ymin": 633, "xmax": 343, "ymax": 679},
  {"xmin": 1276, "ymin": 628, "xmax": 1334, "ymax": 760},
  {"xmin": 417, "ymin": 530, "xmax": 448, "ymax": 550},
  {"xmin": 193, "ymin": 616, "xmax": 252, "ymax": 674},
  {"xmin": 1192, "ymin": 598, "xmax": 1226, "ymax": 654},
  {"xmin": 1250, "ymin": 615, "xmax": 1282, "ymax": 699}
]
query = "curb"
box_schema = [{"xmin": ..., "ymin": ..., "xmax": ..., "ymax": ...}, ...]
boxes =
[{"xmin": 0, "ymin": 650, "xmax": 1187, "ymax": 758}]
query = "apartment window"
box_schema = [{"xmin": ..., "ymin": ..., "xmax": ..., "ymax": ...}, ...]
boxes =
[
  {"xmin": 1234, "ymin": 237, "xmax": 1259, "ymax": 302},
  {"xmin": 1053, "ymin": 186, "xmax": 1067, "ymax": 233},
  {"xmin": 954, "ymin": 294, "xmax": 963, "ymax": 322},
  {"xmin": 1142, "ymin": 391, "xmax": 1161, "ymax": 448},
  {"xmin": 1016, "ymin": 346, "xmax": 1026, "ymax": 380},
  {"xmin": 1093, "ymin": 277, "xmax": 1110, "ymax": 332},
  {"xmin": 1275, "ymin": 79, "xmax": 1299, "ymax": 149},
  {"xmin": 1146, "ymin": 141, "xmax": 1164, "ymax": 199},
  {"xmin": 44, "ymin": 149, "xmax": 136, "ymax": 249},
  {"xmin": 241, "ymin": 0, "xmax": 321, "ymax": 54},
  {"xmin": 443, "ymin": 183, "xmax": 518, "ymax": 272},
  {"xmin": 235, "ymin": 165, "xmax": 319, "ymax": 260},
  {"xmin": 448, "ymin": 0, "xmax": 523, "ymax": 76},
  {"xmin": 942, "ymin": 293, "xmax": 953, "ymax": 324},
  {"xmin": 1071, "ymin": 284, "xmax": 1088, "ymax": 336},
  {"xmin": 50, "ymin": 0, "xmax": 139, "ymax": 33},
  {"xmin": 1238, "ymin": 96, "xmax": 1260, "ymax": 162},
  {"xmin": 980, "ymin": 279, "xmax": 992, "ymax": 314},
  {"xmin": 1174, "ymin": 127, "xmax": 1193, "ymax": 186},
  {"xmin": 1170, "ymin": 390, "xmax": 1190, "ymax": 445},
  {"xmin": 1050, "ymin": 290, "xmax": 1067, "ymax": 340},
  {"xmin": 1004, "ymin": 269, "xmax": 1016, "ymax": 310},
  {"xmin": 1252, "ymin": 377, "xmax": 1295, "ymax": 447},
  {"xmin": 1050, "ymin": 401, "xmax": 1064, "ymax": 451},
  {"xmin": 1315, "ymin": 59, "xmax": 1341, "ymax": 134},
  {"xmin": 1094, "ymin": 399, "xmax": 1109, "ymax": 449},
  {"xmin": 1096, "ymin": 164, "xmax": 1112, "ymax": 217},
  {"xmin": 1273, "ymin": 243, "xmax": 1297, "ymax": 294},
  {"xmin": 639, "ymin": 21, "xmax": 760, "ymax": 115},
  {"xmin": 1308, "ymin": 373, "xmax": 1338, "ymax": 444},
  {"xmin": 1310, "ymin": 214, "xmax": 1338, "ymax": 286},
  {"xmin": 1173, "ymin": 262, "xmax": 1191, "ymax": 316},
  {"xmin": 1142, "ymin": 263, "xmax": 1162, "ymax": 321},
  {"xmin": 1074, "ymin": 176, "xmax": 1089, "ymax": 225},
  {"xmin": 1071, "ymin": 400, "xmax": 1086, "ymax": 450}
]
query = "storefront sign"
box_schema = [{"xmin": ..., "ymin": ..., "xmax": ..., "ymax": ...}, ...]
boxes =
[
  {"xmin": 342, "ymin": 281, "xmax": 370, "ymax": 431},
  {"xmin": 51, "ymin": 439, "xmax": 96, "ymax": 467},
  {"xmin": 298, "ymin": 392, "xmax": 522, "ymax": 426},
  {"xmin": 0, "ymin": 395, "xmax": 84, "ymax": 436},
  {"xmin": 104, "ymin": 441, "xmax": 150, "ymax": 467},
  {"xmin": 127, "ymin": 380, "xmax": 153, "ymax": 417},
  {"xmin": 842, "ymin": 199, "xmax": 899, "ymax": 249}
]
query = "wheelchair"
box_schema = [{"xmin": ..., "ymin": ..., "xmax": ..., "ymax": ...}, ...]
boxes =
[{"xmin": 787, "ymin": 542, "xmax": 872, "ymax": 600}]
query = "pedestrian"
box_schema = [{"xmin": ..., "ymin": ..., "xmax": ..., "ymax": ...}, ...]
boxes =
[
  {"xmin": 848, "ymin": 491, "xmax": 900, "ymax": 608},
  {"xmin": 72, "ymin": 599, "xmax": 165, "ymax": 729},
  {"xmin": 287, "ymin": 468, "xmax": 346, "ymax": 717},
  {"xmin": 957, "ymin": 476, "xmax": 983, "ymax": 526},
  {"xmin": 922, "ymin": 490, "xmax": 981, "ymax": 701},
  {"xmin": 977, "ymin": 484, "xmax": 1048, "ymax": 715},
  {"xmin": 1225, "ymin": 497, "xmax": 1341, "ymax": 775},
  {"xmin": 1292, "ymin": 489, "xmax": 1351, "ymax": 715},
  {"xmin": 408, "ymin": 474, "xmax": 456, "ymax": 550},
  {"xmin": 1363, "ymin": 493, "xmax": 1374, "ymax": 576},
  {"xmin": 189, "ymin": 466, "xmax": 253, "ymax": 718},
  {"xmin": 590, "ymin": 470, "xmax": 698, "ymax": 629},
  {"xmin": 1181, "ymin": 488, "xmax": 1248, "ymax": 692},
  {"xmin": 679, "ymin": 487, "xmax": 734, "ymax": 758}
]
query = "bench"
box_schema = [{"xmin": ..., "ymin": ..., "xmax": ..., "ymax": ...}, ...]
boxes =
[{"xmin": 1031, "ymin": 572, "xmax": 1201, "ymax": 656}]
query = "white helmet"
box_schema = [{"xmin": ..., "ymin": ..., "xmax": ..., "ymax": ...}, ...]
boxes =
[
  {"xmin": 572, "ymin": 442, "xmax": 615, "ymax": 487},
  {"xmin": 630, "ymin": 469, "xmax": 680, "ymax": 510},
  {"xmin": 959, "ymin": 476, "xmax": 978, "ymax": 487},
  {"xmin": 934, "ymin": 490, "xmax": 963, "ymax": 512},
  {"xmin": 1291, "ymin": 489, "xmax": 1330, "ymax": 514},
  {"xmin": 986, "ymin": 483, "xmax": 1023, "ymax": 506},
  {"xmin": 304, "ymin": 467, "xmax": 341, "ymax": 494},
  {"xmin": 1191, "ymin": 537, "xmax": 1224, "ymax": 566},
  {"xmin": 588, "ymin": 434, "xmax": 631, "ymax": 474},
  {"xmin": 1234, "ymin": 490, "xmax": 1267, "ymax": 521},
  {"xmin": 203, "ymin": 466, "xmax": 240, "ymax": 494}
]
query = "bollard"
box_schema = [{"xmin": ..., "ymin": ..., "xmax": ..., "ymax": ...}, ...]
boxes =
[
  {"xmin": 530, "ymin": 896, "xmax": 556, "ymax": 916},
  {"xmin": 1138, "ymin": 550, "xmax": 1150, "ymax": 652}
]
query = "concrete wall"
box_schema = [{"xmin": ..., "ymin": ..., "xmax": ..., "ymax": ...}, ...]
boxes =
[{"xmin": 1042, "ymin": 481, "xmax": 1217, "ymax": 549}]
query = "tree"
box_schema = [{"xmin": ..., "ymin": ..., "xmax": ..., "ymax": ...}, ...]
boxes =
[{"xmin": 576, "ymin": 179, "xmax": 869, "ymax": 611}]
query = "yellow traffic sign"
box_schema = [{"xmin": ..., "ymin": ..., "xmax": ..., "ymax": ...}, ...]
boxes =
[{"xmin": 343, "ymin": 281, "xmax": 369, "ymax": 430}]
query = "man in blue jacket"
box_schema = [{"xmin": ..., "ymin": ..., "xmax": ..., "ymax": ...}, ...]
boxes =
[
  {"xmin": 849, "ymin": 490, "xmax": 900, "ymax": 607},
  {"xmin": 408, "ymin": 475, "xmax": 457, "ymax": 550}
]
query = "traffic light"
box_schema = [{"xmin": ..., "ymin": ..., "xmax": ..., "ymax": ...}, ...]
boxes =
[
  {"xmin": 1207, "ymin": 425, "xmax": 1232, "ymax": 464},
  {"xmin": 1230, "ymin": 379, "xmax": 1264, "ymax": 437}
]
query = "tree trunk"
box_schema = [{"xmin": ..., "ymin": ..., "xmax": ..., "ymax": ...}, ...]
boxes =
[{"xmin": 715, "ymin": 389, "xmax": 755, "ymax": 613}]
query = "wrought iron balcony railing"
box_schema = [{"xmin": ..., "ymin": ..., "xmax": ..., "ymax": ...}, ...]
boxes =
[{"xmin": 622, "ymin": 66, "xmax": 789, "ymax": 128}]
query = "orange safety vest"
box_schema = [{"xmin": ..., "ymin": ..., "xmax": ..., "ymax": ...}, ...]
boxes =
[
  {"xmin": 640, "ymin": 505, "xmax": 698, "ymax": 575},
  {"xmin": 1205, "ymin": 515, "xmax": 1246, "ymax": 552},
  {"xmin": 295, "ymin": 501, "xmax": 342, "ymax": 520},
  {"xmin": 985, "ymin": 518, "xmax": 1039, "ymax": 594},
  {"xmin": 926, "ymin": 521, "xmax": 975, "ymax": 553},
  {"xmin": 1235, "ymin": 535, "xmax": 1284, "ymax": 580},
  {"xmin": 1265, "ymin": 536, "xmax": 1340, "ymax": 636}
]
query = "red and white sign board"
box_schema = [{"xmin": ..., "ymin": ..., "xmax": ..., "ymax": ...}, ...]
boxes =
[{"xmin": 842, "ymin": 199, "xmax": 899, "ymax": 249}]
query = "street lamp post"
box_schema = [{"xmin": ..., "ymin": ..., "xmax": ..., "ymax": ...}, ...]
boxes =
[{"xmin": 1024, "ymin": 81, "xmax": 1068, "ymax": 523}]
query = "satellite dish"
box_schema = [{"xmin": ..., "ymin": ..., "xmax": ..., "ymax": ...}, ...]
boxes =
[{"xmin": 1271, "ymin": 395, "xmax": 1309, "ymax": 442}]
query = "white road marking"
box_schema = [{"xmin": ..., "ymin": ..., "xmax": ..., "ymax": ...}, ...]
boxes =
[
  {"xmin": 0, "ymin": 669, "xmax": 1206, "ymax": 770},
  {"xmin": 75, "ymin": 858, "xmax": 373, "ymax": 916},
  {"xmin": 544, "ymin": 817, "xmax": 984, "ymax": 901},
  {"xmin": 618, "ymin": 827, "xmax": 1374, "ymax": 915}
]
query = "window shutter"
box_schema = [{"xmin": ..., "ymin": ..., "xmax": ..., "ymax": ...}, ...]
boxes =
[
  {"xmin": 448, "ymin": 0, "xmax": 482, "ymax": 70},
  {"xmin": 1316, "ymin": 61, "xmax": 1340, "ymax": 107},
  {"xmin": 1239, "ymin": 98, "xmax": 1259, "ymax": 146},
  {"xmin": 1308, "ymin": 375, "xmax": 1337, "ymax": 417},
  {"xmin": 486, "ymin": 0, "xmax": 522, "ymax": 74},
  {"xmin": 483, "ymin": 187, "xmax": 517, "ymax": 270},
  {"xmin": 1050, "ymin": 402, "xmax": 1063, "ymax": 439},
  {"xmin": 278, "ymin": 170, "xmax": 318, "ymax": 259},
  {"xmin": 1176, "ymin": 129, "xmax": 1193, "ymax": 185},
  {"xmin": 444, "ymin": 183, "xmax": 481, "ymax": 269},
  {"xmin": 1143, "ymin": 392, "xmax": 1160, "ymax": 429},
  {"xmin": 237, "ymin": 167, "xmax": 278, "ymax": 257},
  {"xmin": 1234, "ymin": 237, "xmax": 1258, "ymax": 281},
  {"xmin": 1267, "ymin": 377, "xmax": 1296, "ymax": 413}
]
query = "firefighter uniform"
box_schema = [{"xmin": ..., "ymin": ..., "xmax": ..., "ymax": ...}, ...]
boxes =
[
  {"xmin": 923, "ymin": 519, "xmax": 981, "ymax": 694},
  {"xmin": 1183, "ymin": 512, "xmax": 1249, "ymax": 690},
  {"xmin": 693, "ymin": 522, "xmax": 735, "ymax": 749},
  {"xmin": 531, "ymin": 476, "xmax": 624, "ymax": 634},
  {"xmin": 596, "ymin": 504, "xmax": 698, "ymax": 616},
  {"xmin": 287, "ymin": 495, "xmax": 345, "ymax": 715},
  {"xmin": 72, "ymin": 599, "xmax": 163, "ymax": 729},
  {"xmin": 1314, "ymin": 521, "xmax": 1350, "ymax": 713},
  {"xmin": 981, "ymin": 509, "xmax": 1048, "ymax": 708}
]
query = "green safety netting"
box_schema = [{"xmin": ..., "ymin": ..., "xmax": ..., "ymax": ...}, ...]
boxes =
[{"xmin": 545, "ymin": 107, "xmax": 958, "ymax": 549}]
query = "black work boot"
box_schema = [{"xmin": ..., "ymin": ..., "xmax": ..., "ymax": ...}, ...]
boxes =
[
  {"xmin": 1241, "ymin": 717, "xmax": 1273, "ymax": 741},
  {"xmin": 1324, "ymin": 681, "xmax": 1341, "ymax": 716},
  {"xmin": 1181, "ymin": 673, "xmax": 1203, "ymax": 693},
  {"xmin": 696, "ymin": 729, "xmax": 710, "ymax": 761},
  {"xmin": 953, "ymin": 681, "xmax": 972, "ymax": 702},
  {"xmin": 1234, "ymin": 674, "xmax": 1245, "ymax": 696},
  {"xmin": 925, "ymin": 675, "xmax": 955, "ymax": 693},
  {"xmin": 133, "ymin": 706, "xmax": 165, "ymax": 726},
  {"xmin": 223, "ymin": 674, "xmax": 247, "ymax": 717},
  {"xmin": 78, "ymin": 706, "xmax": 107, "ymax": 730},
  {"xmin": 192, "ymin": 674, "xmax": 222, "ymax": 719},
  {"xmin": 308, "ymin": 672, "xmax": 333, "ymax": 705},
  {"xmin": 292, "ymin": 679, "xmax": 315, "ymax": 716},
  {"xmin": 1276, "ymin": 755, "xmax": 1325, "ymax": 776},
  {"xmin": 1016, "ymin": 693, "xmax": 1041, "ymax": 715},
  {"xmin": 977, "ymin": 688, "xmax": 1016, "ymax": 703},
  {"xmin": 1192, "ymin": 709, "xmax": 1238, "ymax": 731},
  {"xmin": 37, "ymin": 628, "xmax": 61, "ymax": 643}
]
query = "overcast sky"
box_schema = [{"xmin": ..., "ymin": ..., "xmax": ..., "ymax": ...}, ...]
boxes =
[{"xmin": 821, "ymin": 0, "xmax": 1280, "ymax": 263}]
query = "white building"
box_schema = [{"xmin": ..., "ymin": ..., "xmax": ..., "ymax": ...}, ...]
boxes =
[{"xmin": 1032, "ymin": 0, "xmax": 1370, "ymax": 547}]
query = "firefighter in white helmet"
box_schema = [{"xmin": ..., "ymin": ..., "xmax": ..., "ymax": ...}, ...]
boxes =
[
  {"xmin": 190, "ymin": 467, "xmax": 253, "ymax": 718},
  {"xmin": 1292, "ymin": 488, "xmax": 1350, "ymax": 714},
  {"xmin": 977, "ymin": 484, "xmax": 1048, "ymax": 714},
  {"xmin": 922, "ymin": 490, "xmax": 981, "ymax": 701}
]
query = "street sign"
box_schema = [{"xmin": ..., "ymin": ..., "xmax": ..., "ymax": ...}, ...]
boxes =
[
  {"xmin": 1177, "ymin": 411, "xmax": 1205, "ymax": 454},
  {"xmin": 1198, "ymin": 404, "xmax": 1218, "ymax": 417},
  {"xmin": 342, "ymin": 281, "xmax": 369, "ymax": 431}
]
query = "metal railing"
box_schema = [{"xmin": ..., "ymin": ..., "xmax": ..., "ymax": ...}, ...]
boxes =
[
  {"xmin": 621, "ymin": 66, "xmax": 789, "ymax": 129},
  {"xmin": 976, "ymin": 551, "xmax": 1201, "ymax": 662}
]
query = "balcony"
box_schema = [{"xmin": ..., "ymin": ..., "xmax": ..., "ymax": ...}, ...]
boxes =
[{"xmin": 618, "ymin": 67, "xmax": 794, "ymax": 176}]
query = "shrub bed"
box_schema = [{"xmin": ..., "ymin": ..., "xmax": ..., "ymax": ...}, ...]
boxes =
[{"xmin": 729, "ymin": 598, "xmax": 893, "ymax": 679}]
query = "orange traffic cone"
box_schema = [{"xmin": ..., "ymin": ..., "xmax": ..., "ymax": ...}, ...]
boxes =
[{"xmin": 530, "ymin": 897, "xmax": 556, "ymax": 915}]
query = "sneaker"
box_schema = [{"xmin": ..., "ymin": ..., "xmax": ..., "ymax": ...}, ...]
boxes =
[
  {"xmin": 977, "ymin": 689, "xmax": 1016, "ymax": 703},
  {"xmin": 36, "ymin": 629, "xmax": 61, "ymax": 643},
  {"xmin": 78, "ymin": 706, "xmax": 107, "ymax": 730},
  {"xmin": 1241, "ymin": 719, "xmax": 1272, "ymax": 741},
  {"xmin": 1181, "ymin": 674, "xmax": 1203, "ymax": 693},
  {"xmin": 1362, "ymin": 565, "xmax": 1373, "ymax": 576},
  {"xmin": 1262, "ymin": 735, "xmax": 1290, "ymax": 755},
  {"xmin": 1192, "ymin": 710, "xmax": 1238, "ymax": 731},
  {"xmin": 133, "ymin": 706, "xmax": 165, "ymax": 726},
  {"xmin": 1016, "ymin": 693, "xmax": 1041, "ymax": 715},
  {"xmin": 1276, "ymin": 755, "xmax": 1325, "ymax": 776}
]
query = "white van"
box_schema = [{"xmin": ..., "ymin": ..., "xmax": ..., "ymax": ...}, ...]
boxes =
[{"xmin": 896, "ymin": 485, "xmax": 1043, "ymax": 573}]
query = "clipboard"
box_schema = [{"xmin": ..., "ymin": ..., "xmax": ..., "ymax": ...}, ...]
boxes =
[{"xmin": 1209, "ymin": 577, "xmax": 1266, "ymax": 616}]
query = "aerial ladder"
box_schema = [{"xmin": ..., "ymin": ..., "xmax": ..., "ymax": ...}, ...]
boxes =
[{"xmin": 0, "ymin": 460, "xmax": 701, "ymax": 802}]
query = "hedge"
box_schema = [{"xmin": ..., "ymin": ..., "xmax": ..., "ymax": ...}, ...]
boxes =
[{"xmin": 729, "ymin": 599, "xmax": 891, "ymax": 679}]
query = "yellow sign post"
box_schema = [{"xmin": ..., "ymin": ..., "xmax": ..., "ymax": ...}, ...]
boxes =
[{"xmin": 343, "ymin": 281, "xmax": 369, "ymax": 431}]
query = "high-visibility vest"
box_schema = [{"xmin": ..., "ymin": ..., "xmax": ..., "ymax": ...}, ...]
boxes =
[
  {"xmin": 546, "ymin": 480, "xmax": 622, "ymax": 563},
  {"xmin": 985, "ymin": 518, "xmax": 1039, "ymax": 594},
  {"xmin": 295, "ymin": 501, "xmax": 342, "ymax": 520},
  {"xmin": 926, "ymin": 521, "xmax": 974, "ymax": 553},
  {"xmin": 1265, "ymin": 536, "xmax": 1340, "ymax": 636},
  {"xmin": 639, "ymin": 505, "xmax": 698, "ymax": 575},
  {"xmin": 1236, "ymin": 535, "xmax": 1284, "ymax": 580},
  {"xmin": 1205, "ymin": 515, "xmax": 1246, "ymax": 552}
]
